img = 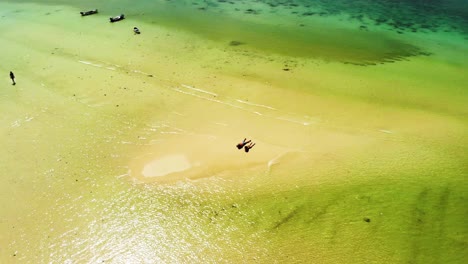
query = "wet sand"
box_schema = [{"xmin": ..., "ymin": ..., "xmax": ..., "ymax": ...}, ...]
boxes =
[{"xmin": 0, "ymin": 1, "xmax": 467, "ymax": 263}]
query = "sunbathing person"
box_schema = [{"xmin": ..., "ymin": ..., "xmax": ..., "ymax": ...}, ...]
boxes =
[
  {"xmin": 236, "ymin": 138, "xmax": 251, "ymax": 149},
  {"xmin": 244, "ymin": 142, "xmax": 256, "ymax": 153}
]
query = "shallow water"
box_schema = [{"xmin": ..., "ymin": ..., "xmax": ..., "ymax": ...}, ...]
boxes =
[
  {"xmin": 0, "ymin": 0, "xmax": 467, "ymax": 263},
  {"xmin": 6, "ymin": 0, "xmax": 468, "ymax": 64}
]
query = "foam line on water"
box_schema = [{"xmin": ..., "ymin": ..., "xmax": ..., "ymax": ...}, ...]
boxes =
[
  {"xmin": 173, "ymin": 88, "xmax": 319, "ymax": 126},
  {"xmin": 78, "ymin": 60, "xmax": 103, "ymax": 68},
  {"xmin": 11, "ymin": 120, "xmax": 20, "ymax": 127},
  {"xmin": 276, "ymin": 117, "xmax": 311, "ymax": 126},
  {"xmin": 115, "ymin": 173, "xmax": 129, "ymax": 179},
  {"xmin": 162, "ymin": 124, "xmax": 186, "ymax": 132},
  {"xmin": 172, "ymin": 88, "xmax": 245, "ymax": 110},
  {"xmin": 79, "ymin": 60, "xmax": 152, "ymax": 75},
  {"xmin": 181, "ymin": 84, "xmax": 218, "ymax": 97},
  {"xmin": 133, "ymin": 69, "xmax": 151, "ymax": 76},
  {"xmin": 236, "ymin": 99, "xmax": 276, "ymax": 110},
  {"xmin": 158, "ymin": 124, "xmax": 188, "ymax": 135},
  {"xmin": 10, "ymin": 115, "xmax": 36, "ymax": 127},
  {"xmin": 160, "ymin": 131, "xmax": 184, "ymax": 135},
  {"xmin": 379, "ymin": 129, "xmax": 393, "ymax": 134}
]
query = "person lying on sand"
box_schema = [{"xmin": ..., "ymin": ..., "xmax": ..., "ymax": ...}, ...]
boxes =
[
  {"xmin": 236, "ymin": 138, "xmax": 251, "ymax": 149},
  {"xmin": 244, "ymin": 142, "xmax": 256, "ymax": 153}
]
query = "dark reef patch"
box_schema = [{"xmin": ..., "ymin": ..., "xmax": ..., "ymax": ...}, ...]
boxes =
[
  {"xmin": 208, "ymin": 0, "xmax": 468, "ymax": 35},
  {"xmin": 272, "ymin": 207, "xmax": 301, "ymax": 229},
  {"xmin": 229, "ymin": 40, "xmax": 245, "ymax": 46},
  {"xmin": 14, "ymin": 0, "xmax": 456, "ymax": 66},
  {"xmin": 171, "ymin": 0, "xmax": 455, "ymax": 65}
]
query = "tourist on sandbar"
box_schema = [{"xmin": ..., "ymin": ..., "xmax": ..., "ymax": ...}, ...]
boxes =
[
  {"xmin": 9, "ymin": 71, "xmax": 15, "ymax": 85},
  {"xmin": 236, "ymin": 138, "xmax": 251, "ymax": 149},
  {"xmin": 133, "ymin": 27, "xmax": 141, "ymax": 34},
  {"xmin": 244, "ymin": 142, "xmax": 256, "ymax": 153}
]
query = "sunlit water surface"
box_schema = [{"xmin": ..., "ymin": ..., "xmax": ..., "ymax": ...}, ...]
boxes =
[{"xmin": 0, "ymin": 0, "xmax": 467, "ymax": 263}]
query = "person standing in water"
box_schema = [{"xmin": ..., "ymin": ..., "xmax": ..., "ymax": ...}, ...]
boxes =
[{"xmin": 10, "ymin": 71, "xmax": 15, "ymax": 85}]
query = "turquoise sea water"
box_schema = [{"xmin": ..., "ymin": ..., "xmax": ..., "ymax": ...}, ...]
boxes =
[
  {"xmin": 6, "ymin": 0, "xmax": 468, "ymax": 64},
  {"xmin": 1, "ymin": 0, "xmax": 467, "ymax": 263}
]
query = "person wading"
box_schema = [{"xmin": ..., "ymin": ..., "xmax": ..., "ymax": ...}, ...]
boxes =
[{"xmin": 10, "ymin": 71, "xmax": 15, "ymax": 85}]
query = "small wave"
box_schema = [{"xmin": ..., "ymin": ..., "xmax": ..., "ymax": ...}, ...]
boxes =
[
  {"xmin": 267, "ymin": 152, "xmax": 282, "ymax": 170},
  {"xmin": 266, "ymin": 150, "xmax": 303, "ymax": 174}
]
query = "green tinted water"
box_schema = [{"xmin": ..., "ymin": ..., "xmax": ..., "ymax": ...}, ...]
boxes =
[
  {"xmin": 1, "ymin": 0, "xmax": 467, "ymax": 263},
  {"xmin": 7, "ymin": 0, "xmax": 467, "ymax": 64}
]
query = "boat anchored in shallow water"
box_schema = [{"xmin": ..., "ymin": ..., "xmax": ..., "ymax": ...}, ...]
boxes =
[
  {"xmin": 80, "ymin": 9, "xmax": 98, "ymax": 16},
  {"xmin": 110, "ymin": 14, "xmax": 125, "ymax": 23}
]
